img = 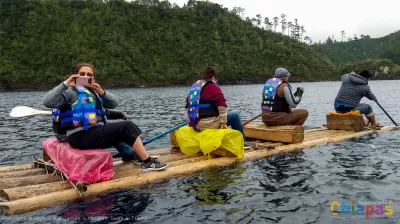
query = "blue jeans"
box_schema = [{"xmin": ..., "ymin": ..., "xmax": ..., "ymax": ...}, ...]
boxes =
[
  {"xmin": 114, "ymin": 142, "xmax": 136, "ymax": 161},
  {"xmin": 334, "ymin": 101, "xmax": 373, "ymax": 117},
  {"xmin": 227, "ymin": 111, "xmax": 246, "ymax": 141}
]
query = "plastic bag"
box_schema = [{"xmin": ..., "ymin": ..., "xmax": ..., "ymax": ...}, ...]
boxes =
[
  {"xmin": 42, "ymin": 138, "xmax": 114, "ymax": 184},
  {"xmin": 175, "ymin": 126, "xmax": 244, "ymax": 158}
]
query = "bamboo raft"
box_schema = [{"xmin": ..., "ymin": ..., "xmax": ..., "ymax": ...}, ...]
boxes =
[{"xmin": 0, "ymin": 125, "xmax": 396, "ymax": 215}]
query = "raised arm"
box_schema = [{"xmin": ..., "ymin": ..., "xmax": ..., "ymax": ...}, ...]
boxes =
[
  {"xmin": 43, "ymin": 74, "xmax": 81, "ymax": 108},
  {"xmin": 283, "ymin": 85, "xmax": 303, "ymax": 108},
  {"xmin": 43, "ymin": 82, "xmax": 70, "ymax": 108},
  {"xmin": 99, "ymin": 90, "xmax": 118, "ymax": 109},
  {"xmin": 90, "ymin": 81, "xmax": 118, "ymax": 109}
]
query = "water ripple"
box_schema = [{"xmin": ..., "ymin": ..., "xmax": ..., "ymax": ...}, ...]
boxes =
[{"xmin": 1, "ymin": 81, "xmax": 400, "ymax": 223}]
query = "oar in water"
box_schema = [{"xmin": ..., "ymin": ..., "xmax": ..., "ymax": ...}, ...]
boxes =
[
  {"xmin": 375, "ymin": 100, "xmax": 399, "ymax": 128},
  {"xmin": 9, "ymin": 106, "xmax": 51, "ymax": 117}
]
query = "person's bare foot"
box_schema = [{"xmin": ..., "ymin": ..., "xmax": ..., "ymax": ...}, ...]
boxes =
[
  {"xmin": 363, "ymin": 117, "xmax": 369, "ymax": 126},
  {"xmin": 371, "ymin": 123, "xmax": 382, "ymax": 130}
]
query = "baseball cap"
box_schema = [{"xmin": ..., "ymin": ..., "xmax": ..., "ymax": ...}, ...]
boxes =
[{"xmin": 274, "ymin": 68, "xmax": 291, "ymax": 78}]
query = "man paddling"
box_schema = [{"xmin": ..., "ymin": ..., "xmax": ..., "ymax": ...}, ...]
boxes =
[{"xmin": 334, "ymin": 70, "xmax": 380, "ymax": 128}]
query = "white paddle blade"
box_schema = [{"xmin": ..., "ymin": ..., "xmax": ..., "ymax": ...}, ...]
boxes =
[{"xmin": 9, "ymin": 106, "xmax": 51, "ymax": 117}]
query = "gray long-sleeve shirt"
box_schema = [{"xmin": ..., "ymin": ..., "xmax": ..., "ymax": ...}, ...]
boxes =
[
  {"xmin": 335, "ymin": 74, "xmax": 377, "ymax": 107},
  {"xmin": 283, "ymin": 85, "xmax": 302, "ymax": 108},
  {"xmin": 43, "ymin": 82, "xmax": 119, "ymax": 136}
]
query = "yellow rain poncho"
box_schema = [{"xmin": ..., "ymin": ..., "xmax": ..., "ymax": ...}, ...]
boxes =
[{"xmin": 174, "ymin": 126, "xmax": 244, "ymax": 158}]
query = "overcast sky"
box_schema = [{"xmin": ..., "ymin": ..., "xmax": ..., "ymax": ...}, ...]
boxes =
[{"xmin": 171, "ymin": 0, "xmax": 400, "ymax": 43}]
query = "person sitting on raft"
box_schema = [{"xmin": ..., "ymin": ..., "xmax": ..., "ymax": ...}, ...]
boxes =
[
  {"xmin": 52, "ymin": 74, "xmax": 138, "ymax": 164},
  {"xmin": 43, "ymin": 63, "xmax": 167, "ymax": 172},
  {"xmin": 185, "ymin": 67, "xmax": 250, "ymax": 149},
  {"xmin": 334, "ymin": 70, "xmax": 380, "ymax": 128},
  {"xmin": 53, "ymin": 106, "xmax": 139, "ymax": 163},
  {"xmin": 261, "ymin": 68, "xmax": 308, "ymax": 126}
]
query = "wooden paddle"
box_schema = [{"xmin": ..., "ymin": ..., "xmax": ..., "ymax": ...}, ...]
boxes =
[
  {"xmin": 242, "ymin": 113, "xmax": 262, "ymax": 126},
  {"xmin": 375, "ymin": 100, "xmax": 398, "ymax": 128}
]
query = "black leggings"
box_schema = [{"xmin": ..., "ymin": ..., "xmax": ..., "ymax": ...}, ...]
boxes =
[{"xmin": 68, "ymin": 121, "xmax": 142, "ymax": 149}]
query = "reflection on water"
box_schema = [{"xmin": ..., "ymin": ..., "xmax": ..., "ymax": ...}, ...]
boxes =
[
  {"xmin": 63, "ymin": 195, "xmax": 116, "ymax": 222},
  {"xmin": 182, "ymin": 165, "xmax": 248, "ymax": 205},
  {"xmin": 59, "ymin": 191, "xmax": 152, "ymax": 224},
  {"xmin": 1, "ymin": 81, "xmax": 400, "ymax": 223}
]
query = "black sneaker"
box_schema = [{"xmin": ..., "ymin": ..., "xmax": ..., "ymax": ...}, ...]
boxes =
[
  {"xmin": 133, "ymin": 155, "xmax": 142, "ymax": 166},
  {"xmin": 141, "ymin": 157, "xmax": 168, "ymax": 172},
  {"xmin": 133, "ymin": 155, "xmax": 158, "ymax": 166}
]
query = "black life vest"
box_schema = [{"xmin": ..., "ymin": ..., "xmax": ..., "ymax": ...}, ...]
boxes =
[{"xmin": 261, "ymin": 78, "xmax": 291, "ymax": 113}]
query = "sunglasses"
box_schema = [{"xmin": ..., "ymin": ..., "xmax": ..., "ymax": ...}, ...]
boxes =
[{"xmin": 79, "ymin": 72, "xmax": 94, "ymax": 77}]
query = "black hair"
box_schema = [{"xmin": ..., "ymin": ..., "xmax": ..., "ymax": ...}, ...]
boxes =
[{"xmin": 358, "ymin": 70, "xmax": 372, "ymax": 79}]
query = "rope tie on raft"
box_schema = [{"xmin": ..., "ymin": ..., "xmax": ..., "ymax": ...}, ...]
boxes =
[{"xmin": 33, "ymin": 157, "xmax": 85, "ymax": 198}]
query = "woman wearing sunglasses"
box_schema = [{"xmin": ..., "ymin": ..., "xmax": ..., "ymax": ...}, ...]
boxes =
[{"xmin": 43, "ymin": 63, "xmax": 168, "ymax": 172}]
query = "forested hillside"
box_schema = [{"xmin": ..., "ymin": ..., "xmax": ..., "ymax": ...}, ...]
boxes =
[
  {"xmin": 313, "ymin": 31, "xmax": 400, "ymax": 65},
  {"xmin": 0, "ymin": 0, "xmax": 336, "ymax": 90}
]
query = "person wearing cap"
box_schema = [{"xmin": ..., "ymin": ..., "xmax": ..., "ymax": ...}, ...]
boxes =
[
  {"xmin": 334, "ymin": 70, "xmax": 380, "ymax": 128},
  {"xmin": 185, "ymin": 67, "xmax": 251, "ymax": 149},
  {"xmin": 261, "ymin": 68, "xmax": 308, "ymax": 126}
]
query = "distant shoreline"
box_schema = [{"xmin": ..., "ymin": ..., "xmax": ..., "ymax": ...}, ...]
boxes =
[{"xmin": 1, "ymin": 78, "xmax": 398, "ymax": 92}]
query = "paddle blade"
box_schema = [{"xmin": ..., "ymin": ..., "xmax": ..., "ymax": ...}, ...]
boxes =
[{"xmin": 9, "ymin": 106, "xmax": 51, "ymax": 117}]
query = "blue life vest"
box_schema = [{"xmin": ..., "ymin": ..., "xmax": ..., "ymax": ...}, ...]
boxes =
[
  {"xmin": 261, "ymin": 78, "xmax": 290, "ymax": 112},
  {"xmin": 187, "ymin": 80, "xmax": 219, "ymax": 130},
  {"xmin": 51, "ymin": 86, "xmax": 107, "ymax": 131}
]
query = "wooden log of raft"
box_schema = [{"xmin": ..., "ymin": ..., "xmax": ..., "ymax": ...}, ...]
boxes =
[
  {"xmin": 210, "ymin": 148, "xmax": 237, "ymax": 158},
  {"xmin": 0, "ymin": 168, "xmax": 45, "ymax": 179},
  {"xmin": 249, "ymin": 142, "xmax": 284, "ymax": 150},
  {"xmin": 0, "ymin": 149, "xmax": 205, "ymax": 201},
  {"xmin": 0, "ymin": 126, "xmax": 395, "ymax": 214},
  {"xmin": 0, "ymin": 181, "xmax": 71, "ymax": 201},
  {"xmin": 1, "ymin": 154, "xmax": 209, "ymax": 201},
  {"xmin": 0, "ymin": 164, "xmax": 35, "ymax": 173},
  {"xmin": 0, "ymin": 174, "xmax": 62, "ymax": 189},
  {"xmin": 243, "ymin": 123, "xmax": 304, "ymax": 143},
  {"xmin": 326, "ymin": 114, "xmax": 364, "ymax": 132},
  {"xmin": 114, "ymin": 155, "xmax": 209, "ymax": 179},
  {"xmin": 149, "ymin": 148, "xmax": 181, "ymax": 155},
  {"xmin": 114, "ymin": 153, "xmax": 206, "ymax": 179}
]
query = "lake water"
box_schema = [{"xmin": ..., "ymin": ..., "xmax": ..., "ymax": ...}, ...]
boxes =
[{"xmin": 0, "ymin": 81, "xmax": 399, "ymax": 223}]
